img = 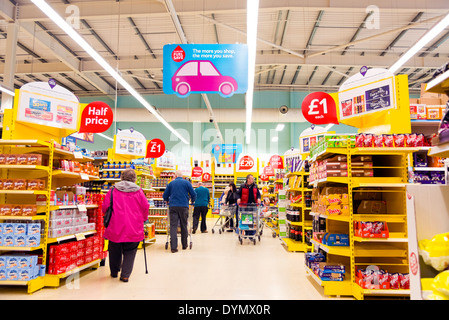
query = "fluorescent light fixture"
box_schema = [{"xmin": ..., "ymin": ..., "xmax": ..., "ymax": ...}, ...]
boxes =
[
  {"xmin": 0, "ymin": 84, "xmax": 15, "ymax": 96},
  {"xmin": 426, "ymin": 68, "xmax": 449, "ymax": 91},
  {"xmin": 275, "ymin": 123, "xmax": 285, "ymax": 131},
  {"xmin": 245, "ymin": 0, "xmax": 259, "ymax": 144},
  {"xmin": 30, "ymin": 0, "xmax": 189, "ymax": 145},
  {"xmin": 272, "ymin": 136, "xmax": 278, "ymax": 142},
  {"xmin": 324, "ymin": 124, "xmax": 334, "ymax": 131},
  {"xmin": 389, "ymin": 12, "xmax": 449, "ymax": 74},
  {"xmin": 96, "ymin": 133, "xmax": 114, "ymax": 142}
]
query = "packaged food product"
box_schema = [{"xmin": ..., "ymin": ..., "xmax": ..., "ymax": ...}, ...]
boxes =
[
  {"xmin": 5, "ymin": 155, "xmax": 17, "ymax": 165},
  {"xmin": 16, "ymin": 154, "xmax": 28, "ymax": 165},
  {"xmin": 27, "ymin": 154, "xmax": 42, "ymax": 166},
  {"xmin": 383, "ymin": 135, "xmax": 394, "ymax": 147},
  {"xmin": 0, "ymin": 154, "xmax": 5, "ymax": 164},
  {"xmin": 11, "ymin": 205, "xmax": 22, "ymax": 216},
  {"xmin": 393, "ymin": 134, "xmax": 406, "ymax": 147},
  {"xmin": 13, "ymin": 179, "xmax": 27, "ymax": 190},
  {"xmin": 3, "ymin": 179, "xmax": 14, "ymax": 190},
  {"xmin": 373, "ymin": 135, "xmax": 384, "ymax": 147}
]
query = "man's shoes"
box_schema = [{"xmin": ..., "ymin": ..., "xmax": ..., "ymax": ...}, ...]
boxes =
[
  {"xmin": 201, "ymin": 230, "xmax": 208, "ymax": 233},
  {"xmin": 192, "ymin": 230, "xmax": 196, "ymax": 234},
  {"xmin": 171, "ymin": 248, "xmax": 178, "ymax": 253},
  {"xmin": 120, "ymin": 277, "xmax": 129, "ymax": 282},
  {"xmin": 111, "ymin": 273, "xmax": 118, "ymax": 278},
  {"xmin": 182, "ymin": 246, "xmax": 187, "ymax": 250}
]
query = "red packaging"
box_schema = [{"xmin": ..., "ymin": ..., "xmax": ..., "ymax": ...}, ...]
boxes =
[
  {"xmin": 383, "ymin": 135, "xmax": 394, "ymax": 147},
  {"xmin": 400, "ymin": 273, "xmax": 410, "ymax": 289},
  {"xmin": 416, "ymin": 134, "xmax": 425, "ymax": 147},
  {"xmin": 355, "ymin": 134, "xmax": 365, "ymax": 147},
  {"xmin": 373, "ymin": 135, "xmax": 384, "ymax": 147},
  {"xmin": 390, "ymin": 273, "xmax": 400, "ymax": 289},
  {"xmin": 363, "ymin": 134, "xmax": 374, "ymax": 147},
  {"xmin": 406, "ymin": 134, "xmax": 418, "ymax": 147},
  {"xmin": 393, "ymin": 134, "xmax": 405, "ymax": 147}
]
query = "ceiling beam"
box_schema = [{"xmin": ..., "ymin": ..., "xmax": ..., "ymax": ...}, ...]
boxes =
[
  {"xmin": 5, "ymin": 51, "xmax": 446, "ymax": 76},
  {"xmin": 15, "ymin": 0, "xmax": 449, "ymax": 22},
  {"xmin": 19, "ymin": 21, "xmax": 116, "ymax": 99}
]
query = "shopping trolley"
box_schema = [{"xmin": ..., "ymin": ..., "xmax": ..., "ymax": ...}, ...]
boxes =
[
  {"xmin": 261, "ymin": 206, "xmax": 279, "ymax": 238},
  {"xmin": 212, "ymin": 204, "xmax": 236, "ymax": 234},
  {"xmin": 165, "ymin": 205, "xmax": 194, "ymax": 250},
  {"xmin": 237, "ymin": 204, "xmax": 261, "ymax": 245}
]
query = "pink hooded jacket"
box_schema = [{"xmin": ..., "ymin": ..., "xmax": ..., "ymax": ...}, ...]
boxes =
[{"xmin": 102, "ymin": 181, "xmax": 149, "ymax": 243}]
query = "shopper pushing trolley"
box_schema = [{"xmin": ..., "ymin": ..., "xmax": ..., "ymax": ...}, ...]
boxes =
[
  {"xmin": 236, "ymin": 174, "xmax": 262, "ymax": 244},
  {"xmin": 163, "ymin": 170, "xmax": 196, "ymax": 253}
]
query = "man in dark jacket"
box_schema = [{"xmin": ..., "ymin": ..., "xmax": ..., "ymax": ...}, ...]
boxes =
[
  {"xmin": 236, "ymin": 174, "xmax": 261, "ymax": 231},
  {"xmin": 237, "ymin": 174, "xmax": 261, "ymax": 206},
  {"xmin": 163, "ymin": 170, "xmax": 196, "ymax": 253}
]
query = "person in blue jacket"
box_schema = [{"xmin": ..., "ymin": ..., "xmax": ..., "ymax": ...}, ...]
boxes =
[
  {"xmin": 192, "ymin": 181, "xmax": 210, "ymax": 234},
  {"xmin": 163, "ymin": 170, "xmax": 197, "ymax": 253}
]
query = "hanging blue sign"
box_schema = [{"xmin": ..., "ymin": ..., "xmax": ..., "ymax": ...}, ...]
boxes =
[
  {"xmin": 163, "ymin": 44, "xmax": 248, "ymax": 98},
  {"xmin": 211, "ymin": 144, "xmax": 243, "ymax": 164}
]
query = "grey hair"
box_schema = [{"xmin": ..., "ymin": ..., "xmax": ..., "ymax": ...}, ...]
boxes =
[{"xmin": 121, "ymin": 168, "xmax": 137, "ymax": 182}]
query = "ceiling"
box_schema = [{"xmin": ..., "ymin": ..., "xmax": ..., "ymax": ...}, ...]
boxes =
[{"xmin": 1, "ymin": 0, "xmax": 449, "ymax": 99}]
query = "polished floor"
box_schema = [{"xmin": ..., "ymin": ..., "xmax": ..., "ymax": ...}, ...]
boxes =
[{"xmin": 0, "ymin": 219, "xmax": 341, "ymax": 300}]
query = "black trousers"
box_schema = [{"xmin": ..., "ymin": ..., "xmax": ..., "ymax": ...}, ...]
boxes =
[
  {"xmin": 193, "ymin": 206, "xmax": 208, "ymax": 232},
  {"xmin": 169, "ymin": 206, "xmax": 189, "ymax": 250},
  {"xmin": 108, "ymin": 241, "xmax": 139, "ymax": 279}
]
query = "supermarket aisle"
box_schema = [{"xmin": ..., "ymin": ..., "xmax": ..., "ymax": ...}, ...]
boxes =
[{"xmin": 0, "ymin": 219, "xmax": 337, "ymax": 300}]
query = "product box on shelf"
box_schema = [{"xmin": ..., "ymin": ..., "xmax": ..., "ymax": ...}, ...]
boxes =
[
  {"xmin": 354, "ymin": 221, "xmax": 389, "ymax": 238},
  {"xmin": 0, "ymin": 254, "xmax": 41, "ymax": 281},
  {"xmin": 355, "ymin": 267, "xmax": 410, "ymax": 290},
  {"xmin": 322, "ymin": 233, "xmax": 349, "ymax": 246}
]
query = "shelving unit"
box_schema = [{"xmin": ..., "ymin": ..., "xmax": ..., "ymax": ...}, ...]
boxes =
[
  {"xmin": 282, "ymin": 171, "xmax": 313, "ymax": 252},
  {"xmin": 306, "ymin": 143, "xmax": 414, "ymax": 299},
  {"xmin": 0, "ymin": 140, "xmax": 103, "ymax": 293}
]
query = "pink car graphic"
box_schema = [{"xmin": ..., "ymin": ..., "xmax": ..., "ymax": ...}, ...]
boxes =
[{"xmin": 172, "ymin": 60, "xmax": 238, "ymax": 97}]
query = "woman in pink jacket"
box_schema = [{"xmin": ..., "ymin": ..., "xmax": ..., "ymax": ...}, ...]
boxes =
[{"xmin": 102, "ymin": 168, "xmax": 149, "ymax": 282}]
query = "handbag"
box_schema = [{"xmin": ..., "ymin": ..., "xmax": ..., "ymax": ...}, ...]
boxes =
[{"xmin": 104, "ymin": 187, "xmax": 115, "ymax": 228}]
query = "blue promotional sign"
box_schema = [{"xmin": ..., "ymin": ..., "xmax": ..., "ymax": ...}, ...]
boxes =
[
  {"xmin": 163, "ymin": 44, "xmax": 248, "ymax": 98},
  {"xmin": 211, "ymin": 144, "xmax": 243, "ymax": 164}
]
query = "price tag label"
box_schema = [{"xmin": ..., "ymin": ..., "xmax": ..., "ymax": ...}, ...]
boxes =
[
  {"xmin": 77, "ymin": 204, "xmax": 87, "ymax": 213},
  {"xmin": 73, "ymin": 151, "xmax": 83, "ymax": 159},
  {"xmin": 146, "ymin": 139, "xmax": 165, "ymax": 158},
  {"xmin": 192, "ymin": 166, "xmax": 203, "ymax": 178},
  {"xmin": 301, "ymin": 92, "xmax": 339, "ymax": 125},
  {"xmin": 75, "ymin": 233, "xmax": 86, "ymax": 241},
  {"xmin": 202, "ymin": 172, "xmax": 211, "ymax": 182},
  {"xmin": 80, "ymin": 173, "xmax": 89, "ymax": 181}
]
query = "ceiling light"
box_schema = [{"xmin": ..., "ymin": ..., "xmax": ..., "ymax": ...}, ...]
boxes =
[
  {"xmin": 30, "ymin": 0, "xmax": 189, "ymax": 145},
  {"xmin": 272, "ymin": 136, "xmax": 278, "ymax": 142},
  {"xmin": 389, "ymin": 12, "xmax": 449, "ymax": 74},
  {"xmin": 275, "ymin": 124, "xmax": 285, "ymax": 131},
  {"xmin": 426, "ymin": 68, "xmax": 449, "ymax": 91},
  {"xmin": 0, "ymin": 84, "xmax": 15, "ymax": 96},
  {"xmin": 96, "ymin": 133, "xmax": 114, "ymax": 142},
  {"xmin": 245, "ymin": 0, "xmax": 259, "ymax": 145}
]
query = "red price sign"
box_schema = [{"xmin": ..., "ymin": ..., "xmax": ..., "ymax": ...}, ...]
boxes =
[
  {"xmin": 172, "ymin": 45, "xmax": 185, "ymax": 62},
  {"xmin": 238, "ymin": 155, "xmax": 255, "ymax": 171},
  {"xmin": 269, "ymin": 155, "xmax": 284, "ymax": 169},
  {"xmin": 301, "ymin": 92, "xmax": 339, "ymax": 125},
  {"xmin": 192, "ymin": 166, "xmax": 203, "ymax": 178},
  {"xmin": 202, "ymin": 172, "xmax": 211, "ymax": 182},
  {"xmin": 146, "ymin": 139, "xmax": 165, "ymax": 158},
  {"xmin": 259, "ymin": 174, "xmax": 269, "ymax": 182},
  {"xmin": 79, "ymin": 101, "xmax": 113, "ymax": 133},
  {"xmin": 263, "ymin": 166, "xmax": 275, "ymax": 176}
]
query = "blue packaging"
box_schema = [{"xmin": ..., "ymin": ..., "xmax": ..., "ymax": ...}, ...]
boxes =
[
  {"xmin": 0, "ymin": 269, "xmax": 6, "ymax": 281},
  {"xmin": 26, "ymin": 235, "xmax": 40, "ymax": 247},
  {"xmin": 14, "ymin": 223, "xmax": 27, "ymax": 236},
  {"xmin": 322, "ymin": 233, "xmax": 349, "ymax": 246},
  {"xmin": 0, "ymin": 256, "xmax": 6, "ymax": 268},
  {"xmin": 3, "ymin": 223, "xmax": 15, "ymax": 235},
  {"xmin": 7, "ymin": 268, "xmax": 18, "ymax": 281},
  {"xmin": 27, "ymin": 223, "xmax": 41, "ymax": 235},
  {"xmin": 39, "ymin": 265, "xmax": 46, "ymax": 277}
]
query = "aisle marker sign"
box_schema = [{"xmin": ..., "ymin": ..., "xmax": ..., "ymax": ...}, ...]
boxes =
[
  {"xmin": 301, "ymin": 92, "xmax": 339, "ymax": 125},
  {"xmin": 146, "ymin": 138, "xmax": 165, "ymax": 158},
  {"xmin": 79, "ymin": 101, "xmax": 113, "ymax": 133},
  {"xmin": 202, "ymin": 172, "xmax": 211, "ymax": 182}
]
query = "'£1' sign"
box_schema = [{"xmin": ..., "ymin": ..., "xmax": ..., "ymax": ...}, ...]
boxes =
[{"xmin": 301, "ymin": 92, "xmax": 339, "ymax": 125}]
